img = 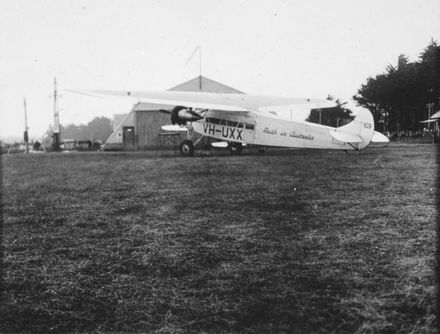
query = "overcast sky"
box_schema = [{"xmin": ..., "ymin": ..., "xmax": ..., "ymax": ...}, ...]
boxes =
[{"xmin": 1, "ymin": 0, "xmax": 439, "ymax": 139}]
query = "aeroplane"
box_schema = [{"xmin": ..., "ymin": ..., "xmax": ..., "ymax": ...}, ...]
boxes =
[{"xmin": 70, "ymin": 89, "xmax": 389, "ymax": 156}]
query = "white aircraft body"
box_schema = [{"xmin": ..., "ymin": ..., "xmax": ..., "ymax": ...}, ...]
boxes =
[{"xmin": 72, "ymin": 89, "xmax": 388, "ymax": 155}]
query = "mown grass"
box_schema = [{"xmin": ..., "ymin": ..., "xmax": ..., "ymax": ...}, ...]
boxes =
[{"xmin": 1, "ymin": 145, "xmax": 437, "ymax": 333}]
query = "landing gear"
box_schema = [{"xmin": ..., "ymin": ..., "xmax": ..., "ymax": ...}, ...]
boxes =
[
  {"xmin": 180, "ymin": 140, "xmax": 194, "ymax": 156},
  {"xmin": 178, "ymin": 138, "xmax": 243, "ymax": 156},
  {"xmin": 228, "ymin": 142, "xmax": 243, "ymax": 155}
]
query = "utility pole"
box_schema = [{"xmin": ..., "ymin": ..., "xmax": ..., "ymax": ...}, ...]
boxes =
[
  {"xmin": 427, "ymin": 102, "xmax": 434, "ymax": 131},
  {"xmin": 52, "ymin": 77, "xmax": 60, "ymax": 151},
  {"xmin": 186, "ymin": 46, "xmax": 202, "ymax": 91},
  {"xmin": 23, "ymin": 98, "xmax": 29, "ymax": 153}
]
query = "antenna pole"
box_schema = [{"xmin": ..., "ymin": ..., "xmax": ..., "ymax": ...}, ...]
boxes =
[
  {"xmin": 24, "ymin": 98, "xmax": 29, "ymax": 153},
  {"xmin": 199, "ymin": 47, "xmax": 202, "ymax": 91},
  {"xmin": 53, "ymin": 77, "xmax": 60, "ymax": 151}
]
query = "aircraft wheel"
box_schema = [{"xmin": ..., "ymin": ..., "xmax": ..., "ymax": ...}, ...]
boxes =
[
  {"xmin": 229, "ymin": 142, "xmax": 243, "ymax": 155},
  {"xmin": 180, "ymin": 140, "xmax": 194, "ymax": 156}
]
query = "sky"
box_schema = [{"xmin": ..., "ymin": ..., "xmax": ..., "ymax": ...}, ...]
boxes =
[{"xmin": 0, "ymin": 0, "xmax": 439, "ymax": 140}]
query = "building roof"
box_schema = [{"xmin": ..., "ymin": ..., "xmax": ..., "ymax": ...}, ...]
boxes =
[
  {"xmin": 168, "ymin": 75, "xmax": 244, "ymax": 94},
  {"xmin": 132, "ymin": 76, "xmax": 244, "ymax": 112}
]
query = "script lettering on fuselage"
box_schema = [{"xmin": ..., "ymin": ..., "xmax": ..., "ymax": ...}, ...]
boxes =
[
  {"xmin": 263, "ymin": 127, "xmax": 314, "ymax": 141},
  {"xmin": 289, "ymin": 131, "xmax": 314, "ymax": 141},
  {"xmin": 202, "ymin": 123, "xmax": 243, "ymax": 141},
  {"xmin": 263, "ymin": 127, "xmax": 278, "ymax": 135}
]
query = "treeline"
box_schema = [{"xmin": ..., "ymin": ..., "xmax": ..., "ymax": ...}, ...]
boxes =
[
  {"xmin": 353, "ymin": 40, "xmax": 440, "ymax": 134},
  {"xmin": 47, "ymin": 116, "xmax": 113, "ymax": 142},
  {"xmin": 306, "ymin": 99, "xmax": 355, "ymax": 127}
]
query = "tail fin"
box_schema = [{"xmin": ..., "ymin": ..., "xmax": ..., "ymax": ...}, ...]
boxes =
[{"xmin": 329, "ymin": 107, "xmax": 375, "ymax": 150}]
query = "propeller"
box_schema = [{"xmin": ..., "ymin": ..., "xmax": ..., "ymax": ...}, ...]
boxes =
[{"xmin": 159, "ymin": 106, "xmax": 203, "ymax": 125}]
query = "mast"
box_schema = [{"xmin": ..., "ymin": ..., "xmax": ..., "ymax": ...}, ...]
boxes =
[
  {"xmin": 185, "ymin": 46, "xmax": 202, "ymax": 91},
  {"xmin": 199, "ymin": 46, "xmax": 202, "ymax": 91},
  {"xmin": 24, "ymin": 98, "xmax": 29, "ymax": 153}
]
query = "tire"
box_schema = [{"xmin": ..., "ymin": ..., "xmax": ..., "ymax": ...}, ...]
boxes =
[
  {"xmin": 228, "ymin": 142, "xmax": 243, "ymax": 155},
  {"xmin": 180, "ymin": 140, "xmax": 194, "ymax": 156}
]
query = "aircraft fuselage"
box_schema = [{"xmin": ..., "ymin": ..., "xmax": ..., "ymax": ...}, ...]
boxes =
[{"xmin": 192, "ymin": 109, "xmax": 372, "ymax": 150}]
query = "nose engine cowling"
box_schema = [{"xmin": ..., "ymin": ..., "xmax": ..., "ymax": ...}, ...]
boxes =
[{"xmin": 171, "ymin": 106, "xmax": 203, "ymax": 125}]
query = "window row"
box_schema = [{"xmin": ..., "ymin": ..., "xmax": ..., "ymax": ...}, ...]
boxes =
[{"xmin": 205, "ymin": 117, "xmax": 255, "ymax": 130}]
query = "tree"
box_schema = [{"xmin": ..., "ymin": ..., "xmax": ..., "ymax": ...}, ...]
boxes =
[
  {"xmin": 306, "ymin": 99, "xmax": 354, "ymax": 127},
  {"xmin": 62, "ymin": 124, "xmax": 84, "ymax": 140},
  {"xmin": 353, "ymin": 40, "xmax": 440, "ymax": 134},
  {"xmin": 86, "ymin": 117, "xmax": 112, "ymax": 142},
  {"xmin": 418, "ymin": 40, "xmax": 440, "ymax": 110},
  {"xmin": 57, "ymin": 117, "xmax": 112, "ymax": 142}
]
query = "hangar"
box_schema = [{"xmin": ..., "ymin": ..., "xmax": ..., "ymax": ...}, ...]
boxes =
[{"xmin": 103, "ymin": 76, "xmax": 243, "ymax": 151}]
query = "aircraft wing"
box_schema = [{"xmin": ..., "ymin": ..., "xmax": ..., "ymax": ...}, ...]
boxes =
[
  {"xmin": 68, "ymin": 89, "xmax": 251, "ymax": 112},
  {"xmin": 66, "ymin": 89, "xmax": 332, "ymax": 113}
]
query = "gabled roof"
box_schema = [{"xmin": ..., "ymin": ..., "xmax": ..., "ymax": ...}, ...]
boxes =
[
  {"xmin": 168, "ymin": 75, "xmax": 244, "ymax": 94},
  {"xmin": 430, "ymin": 111, "xmax": 440, "ymax": 119}
]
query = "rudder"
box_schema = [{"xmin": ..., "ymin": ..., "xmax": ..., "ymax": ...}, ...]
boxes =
[{"xmin": 329, "ymin": 107, "xmax": 375, "ymax": 150}]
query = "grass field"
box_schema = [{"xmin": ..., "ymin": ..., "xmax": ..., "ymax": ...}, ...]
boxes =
[{"xmin": 1, "ymin": 145, "xmax": 437, "ymax": 333}]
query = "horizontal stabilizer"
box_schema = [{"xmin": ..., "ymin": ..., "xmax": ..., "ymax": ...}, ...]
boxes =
[
  {"xmin": 371, "ymin": 131, "xmax": 389, "ymax": 142},
  {"xmin": 211, "ymin": 141, "xmax": 229, "ymax": 148},
  {"xmin": 161, "ymin": 125, "xmax": 188, "ymax": 132},
  {"xmin": 329, "ymin": 130, "xmax": 363, "ymax": 143},
  {"xmin": 420, "ymin": 119, "xmax": 438, "ymax": 123}
]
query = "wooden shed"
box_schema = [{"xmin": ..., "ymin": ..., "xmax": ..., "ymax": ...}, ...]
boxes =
[{"xmin": 134, "ymin": 103, "xmax": 187, "ymax": 150}]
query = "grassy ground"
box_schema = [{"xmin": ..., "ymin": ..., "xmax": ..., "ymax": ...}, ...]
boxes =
[{"xmin": 1, "ymin": 145, "xmax": 437, "ymax": 333}]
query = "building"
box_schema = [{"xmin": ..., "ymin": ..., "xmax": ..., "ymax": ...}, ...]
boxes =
[
  {"xmin": 103, "ymin": 76, "xmax": 243, "ymax": 151},
  {"xmin": 168, "ymin": 75, "xmax": 243, "ymax": 94}
]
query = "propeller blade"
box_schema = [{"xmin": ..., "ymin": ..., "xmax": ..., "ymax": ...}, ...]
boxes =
[{"xmin": 159, "ymin": 109, "xmax": 172, "ymax": 114}]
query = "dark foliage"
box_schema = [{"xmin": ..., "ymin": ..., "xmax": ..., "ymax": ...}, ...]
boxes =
[
  {"xmin": 45, "ymin": 116, "xmax": 113, "ymax": 143},
  {"xmin": 306, "ymin": 100, "xmax": 355, "ymax": 127},
  {"xmin": 353, "ymin": 41, "xmax": 440, "ymax": 133}
]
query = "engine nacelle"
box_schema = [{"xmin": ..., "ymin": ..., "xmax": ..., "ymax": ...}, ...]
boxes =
[{"xmin": 171, "ymin": 106, "xmax": 203, "ymax": 125}]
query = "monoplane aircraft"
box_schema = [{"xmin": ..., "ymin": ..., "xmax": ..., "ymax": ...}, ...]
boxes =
[{"xmin": 71, "ymin": 89, "xmax": 389, "ymax": 156}]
